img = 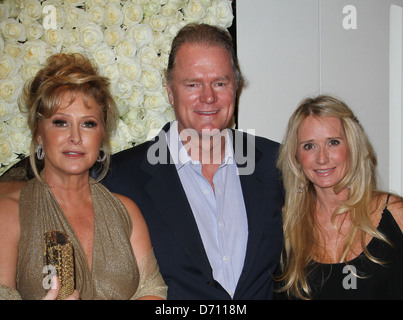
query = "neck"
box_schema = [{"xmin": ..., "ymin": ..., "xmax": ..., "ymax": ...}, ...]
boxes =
[{"xmin": 42, "ymin": 168, "xmax": 91, "ymax": 207}]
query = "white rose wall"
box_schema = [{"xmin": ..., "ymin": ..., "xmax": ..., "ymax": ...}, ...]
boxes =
[{"xmin": 0, "ymin": 0, "xmax": 234, "ymax": 176}]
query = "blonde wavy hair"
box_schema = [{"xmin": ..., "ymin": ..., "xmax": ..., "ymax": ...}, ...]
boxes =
[
  {"xmin": 276, "ymin": 95, "xmax": 390, "ymax": 299},
  {"xmin": 20, "ymin": 53, "xmax": 118, "ymax": 182}
]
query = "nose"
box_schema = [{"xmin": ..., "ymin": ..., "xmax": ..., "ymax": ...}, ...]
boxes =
[
  {"xmin": 68, "ymin": 125, "xmax": 82, "ymax": 144},
  {"xmin": 316, "ymin": 146, "xmax": 329, "ymax": 164},
  {"xmin": 200, "ymin": 85, "xmax": 216, "ymax": 104}
]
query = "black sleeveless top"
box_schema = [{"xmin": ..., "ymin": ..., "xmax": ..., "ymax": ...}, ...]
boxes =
[{"xmin": 276, "ymin": 197, "xmax": 403, "ymax": 299}]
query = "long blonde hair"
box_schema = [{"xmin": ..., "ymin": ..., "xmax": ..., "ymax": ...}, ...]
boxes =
[{"xmin": 276, "ymin": 95, "xmax": 390, "ymax": 299}]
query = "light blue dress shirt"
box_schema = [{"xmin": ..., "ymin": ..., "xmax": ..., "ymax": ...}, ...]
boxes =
[{"xmin": 166, "ymin": 121, "xmax": 248, "ymax": 298}]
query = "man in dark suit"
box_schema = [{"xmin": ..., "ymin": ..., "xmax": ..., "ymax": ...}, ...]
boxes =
[{"xmin": 102, "ymin": 23, "xmax": 283, "ymax": 300}]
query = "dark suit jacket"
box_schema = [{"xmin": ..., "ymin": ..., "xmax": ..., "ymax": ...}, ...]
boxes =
[{"xmin": 102, "ymin": 123, "xmax": 284, "ymax": 300}]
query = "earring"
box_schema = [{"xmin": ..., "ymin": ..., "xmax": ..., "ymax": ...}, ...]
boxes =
[
  {"xmin": 36, "ymin": 144, "xmax": 45, "ymax": 160},
  {"xmin": 97, "ymin": 148, "xmax": 107, "ymax": 162}
]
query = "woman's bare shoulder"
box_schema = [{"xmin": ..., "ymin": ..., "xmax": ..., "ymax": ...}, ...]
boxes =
[
  {"xmin": 0, "ymin": 189, "xmax": 21, "ymax": 224},
  {"xmin": 382, "ymin": 193, "xmax": 403, "ymax": 232}
]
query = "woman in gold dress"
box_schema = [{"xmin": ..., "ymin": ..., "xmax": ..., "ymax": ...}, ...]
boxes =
[{"xmin": 0, "ymin": 53, "xmax": 167, "ymax": 300}]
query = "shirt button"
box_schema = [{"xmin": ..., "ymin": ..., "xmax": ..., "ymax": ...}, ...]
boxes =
[
  {"xmin": 223, "ymin": 256, "xmax": 228, "ymax": 263},
  {"xmin": 205, "ymin": 189, "xmax": 210, "ymax": 195}
]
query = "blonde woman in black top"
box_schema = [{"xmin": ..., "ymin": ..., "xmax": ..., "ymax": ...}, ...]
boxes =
[{"xmin": 276, "ymin": 95, "xmax": 403, "ymax": 299}]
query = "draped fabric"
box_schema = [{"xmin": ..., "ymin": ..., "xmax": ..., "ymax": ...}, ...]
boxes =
[{"xmin": 0, "ymin": 174, "xmax": 167, "ymax": 300}]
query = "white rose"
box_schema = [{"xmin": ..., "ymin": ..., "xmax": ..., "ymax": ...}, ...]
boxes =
[
  {"xmin": 122, "ymin": 2, "xmax": 143, "ymax": 27},
  {"xmin": 8, "ymin": 131, "xmax": 30, "ymax": 155},
  {"xmin": 0, "ymin": 37, "xmax": 4, "ymax": 54},
  {"xmin": 144, "ymin": 92, "xmax": 170, "ymax": 114},
  {"xmin": 0, "ymin": 139, "xmax": 17, "ymax": 166},
  {"xmin": 62, "ymin": 28, "xmax": 80, "ymax": 47},
  {"xmin": 143, "ymin": 1, "xmax": 162, "ymax": 17},
  {"xmin": 115, "ymin": 97, "xmax": 131, "ymax": 117},
  {"xmin": 0, "ymin": 120, "xmax": 11, "ymax": 137},
  {"xmin": 78, "ymin": 22, "xmax": 104, "ymax": 51},
  {"xmin": 104, "ymin": 26, "xmax": 125, "ymax": 47},
  {"xmin": 157, "ymin": 52, "xmax": 169, "ymax": 70},
  {"xmin": 127, "ymin": 118, "xmax": 147, "ymax": 143},
  {"xmin": 103, "ymin": 4, "xmax": 124, "ymax": 28},
  {"xmin": 99, "ymin": 63, "xmax": 120, "ymax": 81},
  {"xmin": 149, "ymin": 14, "xmax": 168, "ymax": 32},
  {"xmin": 183, "ymin": 0, "xmax": 206, "ymax": 23},
  {"xmin": 24, "ymin": 21, "xmax": 44, "ymax": 41},
  {"xmin": 63, "ymin": 0, "xmax": 85, "ymax": 7},
  {"xmin": 138, "ymin": 45, "xmax": 158, "ymax": 67},
  {"xmin": 0, "ymin": 75, "xmax": 24, "ymax": 103},
  {"xmin": 0, "ymin": 54, "xmax": 21, "ymax": 79},
  {"xmin": 160, "ymin": 3, "xmax": 180, "ymax": 20},
  {"xmin": 166, "ymin": 0, "xmax": 186, "ymax": 9},
  {"xmin": 150, "ymin": 31, "xmax": 167, "ymax": 53},
  {"xmin": 87, "ymin": 5, "xmax": 104, "ymax": 25},
  {"xmin": 164, "ymin": 106, "xmax": 176, "ymax": 122},
  {"xmin": 111, "ymin": 76, "xmax": 133, "ymax": 99},
  {"xmin": 7, "ymin": 112, "xmax": 29, "ymax": 133},
  {"xmin": 20, "ymin": 63, "xmax": 42, "ymax": 81},
  {"xmin": 0, "ymin": 18, "xmax": 26, "ymax": 42},
  {"xmin": 0, "ymin": 99, "xmax": 14, "ymax": 121},
  {"xmin": 117, "ymin": 56, "xmax": 142, "ymax": 82},
  {"xmin": 127, "ymin": 83, "xmax": 145, "ymax": 109},
  {"xmin": 0, "ymin": 3, "xmax": 10, "ymax": 22},
  {"xmin": 85, "ymin": 0, "xmax": 107, "ymax": 7},
  {"xmin": 141, "ymin": 66, "xmax": 163, "ymax": 94},
  {"xmin": 61, "ymin": 44, "xmax": 86, "ymax": 56},
  {"xmin": 164, "ymin": 21, "xmax": 185, "ymax": 39},
  {"xmin": 127, "ymin": 24, "xmax": 153, "ymax": 48},
  {"xmin": 144, "ymin": 110, "xmax": 168, "ymax": 140},
  {"xmin": 206, "ymin": 0, "xmax": 233, "ymax": 28},
  {"xmin": 17, "ymin": 0, "xmax": 42, "ymax": 24},
  {"xmin": 2, "ymin": 0, "xmax": 22, "ymax": 19},
  {"xmin": 92, "ymin": 43, "xmax": 116, "ymax": 66},
  {"xmin": 64, "ymin": 5, "xmax": 86, "ymax": 29},
  {"xmin": 200, "ymin": 0, "xmax": 213, "ymax": 7},
  {"xmin": 23, "ymin": 39, "xmax": 55, "ymax": 64},
  {"xmin": 123, "ymin": 106, "xmax": 145, "ymax": 124},
  {"xmin": 110, "ymin": 119, "xmax": 133, "ymax": 153},
  {"xmin": 114, "ymin": 37, "xmax": 137, "ymax": 58},
  {"xmin": 43, "ymin": 28, "xmax": 63, "ymax": 50}
]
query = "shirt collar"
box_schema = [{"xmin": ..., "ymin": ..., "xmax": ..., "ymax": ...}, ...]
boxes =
[{"xmin": 166, "ymin": 120, "xmax": 234, "ymax": 171}]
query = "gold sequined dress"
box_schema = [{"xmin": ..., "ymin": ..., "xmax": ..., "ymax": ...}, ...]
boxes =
[{"xmin": 0, "ymin": 175, "xmax": 167, "ymax": 300}]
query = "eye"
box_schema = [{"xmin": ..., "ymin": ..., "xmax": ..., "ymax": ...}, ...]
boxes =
[
  {"xmin": 52, "ymin": 119, "xmax": 67, "ymax": 127},
  {"xmin": 83, "ymin": 121, "xmax": 98, "ymax": 128},
  {"xmin": 329, "ymin": 139, "xmax": 340, "ymax": 146},
  {"xmin": 303, "ymin": 143, "xmax": 314, "ymax": 150}
]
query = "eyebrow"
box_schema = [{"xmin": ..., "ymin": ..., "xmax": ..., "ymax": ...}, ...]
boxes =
[
  {"xmin": 299, "ymin": 136, "xmax": 344, "ymax": 144},
  {"xmin": 52, "ymin": 112, "xmax": 100, "ymax": 120}
]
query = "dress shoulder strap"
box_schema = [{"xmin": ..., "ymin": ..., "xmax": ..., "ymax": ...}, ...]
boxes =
[{"xmin": 385, "ymin": 194, "xmax": 391, "ymax": 209}]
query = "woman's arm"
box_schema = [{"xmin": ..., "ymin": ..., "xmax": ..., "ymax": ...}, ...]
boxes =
[
  {"xmin": 0, "ymin": 194, "xmax": 20, "ymax": 290},
  {"xmin": 115, "ymin": 194, "xmax": 167, "ymax": 300}
]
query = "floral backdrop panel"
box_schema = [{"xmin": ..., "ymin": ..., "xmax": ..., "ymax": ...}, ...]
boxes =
[{"xmin": 0, "ymin": 0, "xmax": 234, "ymax": 176}]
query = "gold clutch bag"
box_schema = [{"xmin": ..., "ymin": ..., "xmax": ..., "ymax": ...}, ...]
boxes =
[{"xmin": 43, "ymin": 231, "xmax": 75, "ymax": 300}]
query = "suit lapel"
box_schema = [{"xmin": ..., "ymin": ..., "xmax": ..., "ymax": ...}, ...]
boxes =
[
  {"xmin": 140, "ymin": 127, "xmax": 214, "ymax": 282},
  {"xmin": 233, "ymin": 130, "xmax": 265, "ymax": 293}
]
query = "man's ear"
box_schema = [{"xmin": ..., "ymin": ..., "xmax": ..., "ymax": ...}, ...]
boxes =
[{"xmin": 166, "ymin": 84, "xmax": 174, "ymax": 106}]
